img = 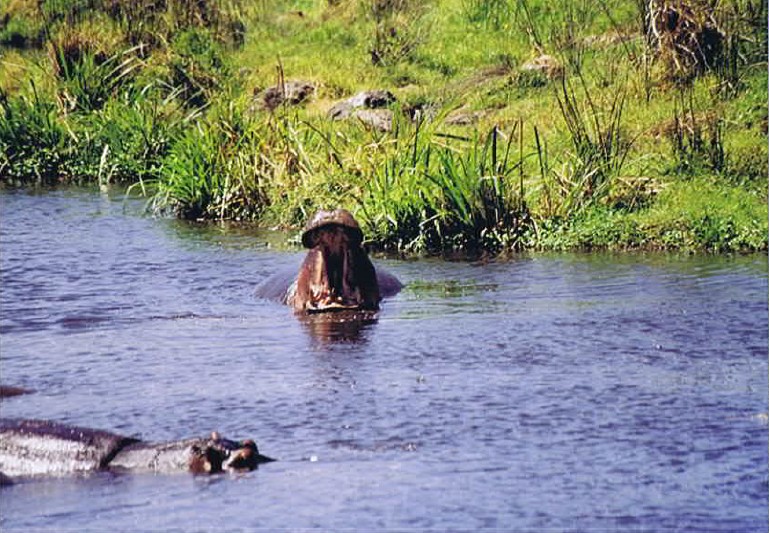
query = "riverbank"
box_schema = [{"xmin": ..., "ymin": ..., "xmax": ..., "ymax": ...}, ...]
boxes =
[{"xmin": 1, "ymin": 0, "xmax": 766, "ymax": 254}]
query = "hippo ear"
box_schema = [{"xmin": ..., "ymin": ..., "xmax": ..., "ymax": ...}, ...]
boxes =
[
  {"xmin": 345, "ymin": 227, "xmax": 364, "ymax": 247},
  {"xmin": 302, "ymin": 229, "xmax": 321, "ymax": 249}
]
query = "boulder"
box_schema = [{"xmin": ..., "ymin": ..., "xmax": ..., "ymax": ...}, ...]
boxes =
[
  {"xmin": 445, "ymin": 109, "xmax": 484, "ymax": 126},
  {"xmin": 520, "ymin": 54, "xmax": 563, "ymax": 80},
  {"xmin": 328, "ymin": 90, "xmax": 396, "ymax": 120},
  {"xmin": 351, "ymin": 109, "xmax": 394, "ymax": 132},
  {"xmin": 260, "ymin": 80, "xmax": 316, "ymax": 111}
]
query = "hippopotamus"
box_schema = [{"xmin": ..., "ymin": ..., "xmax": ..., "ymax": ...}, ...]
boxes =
[
  {"xmin": 0, "ymin": 418, "xmax": 273, "ymax": 484},
  {"xmin": 255, "ymin": 209, "xmax": 402, "ymax": 313},
  {"xmin": 0, "ymin": 385, "xmax": 32, "ymax": 398}
]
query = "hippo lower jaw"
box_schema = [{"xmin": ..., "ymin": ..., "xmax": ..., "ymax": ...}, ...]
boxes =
[
  {"xmin": 307, "ymin": 303, "xmax": 361, "ymax": 313},
  {"xmin": 305, "ymin": 295, "xmax": 366, "ymax": 314}
]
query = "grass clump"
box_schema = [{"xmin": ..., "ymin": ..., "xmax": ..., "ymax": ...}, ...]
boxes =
[{"xmin": 0, "ymin": 85, "xmax": 71, "ymax": 184}]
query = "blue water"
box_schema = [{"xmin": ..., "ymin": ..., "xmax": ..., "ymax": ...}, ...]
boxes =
[{"xmin": 1, "ymin": 188, "xmax": 767, "ymax": 531}]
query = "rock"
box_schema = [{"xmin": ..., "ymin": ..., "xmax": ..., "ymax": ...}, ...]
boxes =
[
  {"xmin": 403, "ymin": 101, "xmax": 440, "ymax": 123},
  {"xmin": 351, "ymin": 109, "xmax": 394, "ymax": 132},
  {"xmin": 260, "ymin": 80, "xmax": 316, "ymax": 111},
  {"xmin": 445, "ymin": 109, "xmax": 484, "ymax": 126},
  {"xmin": 520, "ymin": 54, "xmax": 563, "ymax": 80},
  {"xmin": 328, "ymin": 90, "xmax": 396, "ymax": 120}
]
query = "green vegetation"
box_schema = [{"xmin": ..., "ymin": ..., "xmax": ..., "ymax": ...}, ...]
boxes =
[{"xmin": 1, "ymin": 0, "xmax": 766, "ymax": 255}]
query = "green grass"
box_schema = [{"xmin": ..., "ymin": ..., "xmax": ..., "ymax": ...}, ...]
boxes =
[{"xmin": 0, "ymin": 0, "xmax": 766, "ymax": 254}]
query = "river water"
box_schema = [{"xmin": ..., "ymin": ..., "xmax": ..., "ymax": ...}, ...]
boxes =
[{"xmin": 0, "ymin": 188, "xmax": 766, "ymax": 532}]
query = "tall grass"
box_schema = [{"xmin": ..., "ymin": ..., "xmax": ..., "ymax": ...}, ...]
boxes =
[
  {"xmin": 355, "ymin": 117, "xmax": 533, "ymax": 254},
  {"xmin": 428, "ymin": 125, "xmax": 531, "ymax": 252},
  {"xmin": 49, "ymin": 41, "xmax": 142, "ymax": 112},
  {"xmin": 667, "ymin": 87, "xmax": 725, "ymax": 175},
  {"xmin": 551, "ymin": 72, "xmax": 633, "ymax": 214},
  {"xmin": 356, "ymin": 117, "xmax": 438, "ymax": 252},
  {"xmin": 93, "ymin": 88, "xmax": 194, "ymax": 184},
  {"xmin": 0, "ymin": 84, "xmax": 71, "ymax": 185},
  {"xmin": 143, "ymin": 101, "xmax": 266, "ymax": 220}
]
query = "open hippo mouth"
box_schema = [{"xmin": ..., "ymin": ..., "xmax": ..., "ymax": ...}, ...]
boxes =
[
  {"xmin": 304, "ymin": 229, "xmax": 368, "ymax": 312},
  {"xmin": 291, "ymin": 210, "xmax": 381, "ymax": 314}
]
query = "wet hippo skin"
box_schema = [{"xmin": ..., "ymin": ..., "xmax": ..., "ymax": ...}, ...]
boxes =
[
  {"xmin": 255, "ymin": 209, "xmax": 402, "ymax": 313},
  {"xmin": 0, "ymin": 419, "xmax": 273, "ymax": 483}
]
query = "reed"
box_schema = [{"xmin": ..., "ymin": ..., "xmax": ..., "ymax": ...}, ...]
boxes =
[
  {"xmin": 49, "ymin": 41, "xmax": 142, "ymax": 112},
  {"xmin": 553, "ymin": 71, "xmax": 633, "ymax": 213},
  {"xmin": 0, "ymin": 84, "xmax": 70, "ymax": 185},
  {"xmin": 142, "ymin": 100, "xmax": 266, "ymax": 220}
]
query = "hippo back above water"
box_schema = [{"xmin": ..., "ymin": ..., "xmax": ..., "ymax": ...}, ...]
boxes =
[{"xmin": 0, "ymin": 418, "xmax": 273, "ymax": 483}]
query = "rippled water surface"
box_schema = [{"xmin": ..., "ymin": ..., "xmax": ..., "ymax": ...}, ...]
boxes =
[{"xmin": 1, "ymin": 189, "xmax": 767, "ymax": 532}]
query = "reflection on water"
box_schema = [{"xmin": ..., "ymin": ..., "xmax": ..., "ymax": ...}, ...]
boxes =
[
  {"xmin": 298, "ymin": 311, "xmax": 379, "ymax": 346},
  {"xmin": 0, "ymin": 188, "xmax": 767, "ymax": 532}
]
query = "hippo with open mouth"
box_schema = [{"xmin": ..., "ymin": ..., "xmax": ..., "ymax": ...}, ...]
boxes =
[
  {"xmin": 0, "ymin": 418, "xmax": 273, "ymax": 484},
  {"xmin": 255, "ymin": 209, "xmax": 402, "ymax": 313}
]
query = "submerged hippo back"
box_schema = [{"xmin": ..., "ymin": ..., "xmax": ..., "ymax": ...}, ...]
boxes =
[
  {"xmin": 0, "ymin": 419, "xmax": 138, "ymax": 478},
  {"xmin": 108, "ymin": 438, "xmax": 208, "ymax": 473}
]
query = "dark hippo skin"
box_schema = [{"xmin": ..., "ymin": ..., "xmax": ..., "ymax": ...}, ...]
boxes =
[
  {"xmin": 0, "ymin": 419, "xmax": 138, "ymax": 480},
  {"xmin": 0, "ymin": 419, "xmax": 273, "ymax": 484},
  {"xmin": 255, "ymin": 209, "xmax": 402, "ymax": 313},
  {"xmin": 110, "ymin": 433, "xmax": 272, "ymax": 474},
  {"xmin": 0, "ymin": 385, "xmax": 33, "ymax": 398}
]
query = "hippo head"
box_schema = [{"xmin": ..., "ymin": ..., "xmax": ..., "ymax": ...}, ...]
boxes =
[
  {"xmin": 189, "ymin": 432, "xmax": 274, "ymax": 473},
  {"xmin": 289, "ymin": 209, "xmax": 380, "ymax": 313}
]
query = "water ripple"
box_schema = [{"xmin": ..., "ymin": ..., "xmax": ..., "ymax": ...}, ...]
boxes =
[{"xmin": 0, "ymin": 190, "xmax": 766, "ymax": 531}]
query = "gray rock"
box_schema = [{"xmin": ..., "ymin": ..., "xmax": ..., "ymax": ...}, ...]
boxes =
[
  {"xmin": 261, "ymin": 80, "xmax": 316, "ymax": 111},
  {"xmin": 520, "ymin": 54, "xmax": 563, "ymax": 80},
  {"xmin": 445, "ymin": 110, "xmax": 484, "ymax": 126},
  {"xmin": 351, "ymin": 109, "xmax": 394, "ymax": 132},
  {"xmin": 328, "ymin": 90, "xmax": 396, "ymax": 120}
]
